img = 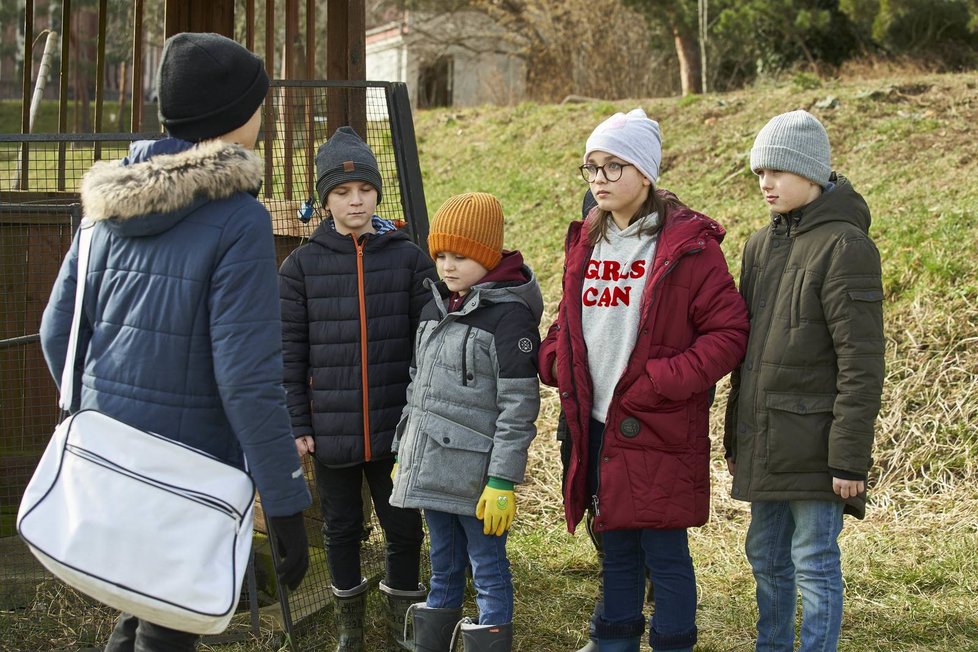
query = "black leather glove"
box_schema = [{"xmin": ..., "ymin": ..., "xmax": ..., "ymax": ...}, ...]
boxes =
[{"xmin": 268, "ymin": 512, "xmax": 309, "ymax": 591}]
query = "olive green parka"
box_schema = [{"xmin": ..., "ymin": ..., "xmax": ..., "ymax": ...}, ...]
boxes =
[{"xmin": 724, "ymin": 174, "xmax": 884, "ymax": 518}]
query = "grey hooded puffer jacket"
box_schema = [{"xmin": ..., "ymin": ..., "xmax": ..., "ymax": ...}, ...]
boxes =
[{"xmin": 390, "ymin": 261, "xmax": 543, "ymax": 517}]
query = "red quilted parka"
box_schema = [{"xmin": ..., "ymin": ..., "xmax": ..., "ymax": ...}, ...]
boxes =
[{"xmin": 539, "ymin": 201, "xmax": 749, "ymax": 534}]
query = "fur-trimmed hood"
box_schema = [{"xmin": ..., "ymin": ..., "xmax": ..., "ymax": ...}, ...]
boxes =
[{"xmin": 80, "ymin": 138, "xmax": 263, "ymax": 237}]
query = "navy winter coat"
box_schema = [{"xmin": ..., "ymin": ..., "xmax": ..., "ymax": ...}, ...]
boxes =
[
  {"xmin": 39, "ymin": 138, "xmax": 311, "ymax": 518},
  {"xmin": 278, "ymin": 218, "xmax": 436, "ymax": 467}
]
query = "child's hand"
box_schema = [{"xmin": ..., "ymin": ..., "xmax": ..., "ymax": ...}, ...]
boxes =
[
  {"xmin": 726, "ymin": 458, "xmax": 736, "ymax": 476},
  {"xmin": 832, "ymin": 477, "xmax": 864, "ymax": 499},
  {"xmin": 295, "ymin": 435, "xmax": 315, "ymax": 457},
  {"xmin": 476, "ymin": 485, "xmax": 516, "ymax": 536}
]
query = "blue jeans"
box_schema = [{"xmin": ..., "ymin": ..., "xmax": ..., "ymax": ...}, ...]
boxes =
[
  {"xmin": 598, "ymin": 528, "xmax": 697, "ymax": 651},
  {"xmin": 424, "ymin": 509, "xmax": 513, "ymax": 625},
  {"xmin": 586, "ymin": 418, "xmax": 696, "ymax": 651},
  {"xmin": 746, "ymin": 500, "xmax": 845, "ymax": 652}
]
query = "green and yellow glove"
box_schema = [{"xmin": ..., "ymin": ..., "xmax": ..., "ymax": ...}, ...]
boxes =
[
  {"xmin": 475, "ymin": 477, "xmax": 516, "ymax": 536},
  {"xmin": 391, "ymin": 459, "xmax": 398, "ymax": 482}
]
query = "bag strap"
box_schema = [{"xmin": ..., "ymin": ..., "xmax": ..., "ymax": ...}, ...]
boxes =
[{"xmin": 60, "ymin": 224, "xmax": 94, "ymax": 411}]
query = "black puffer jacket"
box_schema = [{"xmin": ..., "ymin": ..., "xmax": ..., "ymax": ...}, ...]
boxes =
[{"xmin": 279, "ymin": 218, "xmax": 436, "ymax": 467}]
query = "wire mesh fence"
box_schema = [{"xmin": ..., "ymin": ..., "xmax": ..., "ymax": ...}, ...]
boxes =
[{"xmin": 0, "ymin": 80, "xmax": 429, "ymax": 651}]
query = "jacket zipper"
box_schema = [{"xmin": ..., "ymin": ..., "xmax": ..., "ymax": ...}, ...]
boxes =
[
  {"xmin": 565, "ymin": 232, "xmax": 593, "ymax": 523},
  {"xmin": 65, "ymin": 444, "xmax": 244, "ymax": 520},
  {"xmin": 460, "ymin": 326, "xmax": 472, "ymax": 386},
  {"xmin": 354, "ymin": 236, "xmax": 371, "ymax": 462}
]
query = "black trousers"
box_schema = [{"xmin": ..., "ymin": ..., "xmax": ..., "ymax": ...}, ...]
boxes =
[
  {"xmin": 103, "ymin": 613, "xmax": 198, "ymax": 652},
  {"xmin": 314, "ymin": 455, "xmax": 424, "ymax": 591}
]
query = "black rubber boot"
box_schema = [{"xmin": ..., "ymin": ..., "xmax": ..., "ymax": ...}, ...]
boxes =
[
  {"xmin": 331, "ymin": 578, "xmax": 369, "ymax": 652},
  {"xmin": 379, "ymin": 580, "xmax": 427, "ymax": 650},
  {"xmin": 456, "ymin": 619, "xmax": 513, "ymax": 651},
  {"xmin": 407, "ymin": 604, "xmax": 463, "ymax": 652}
]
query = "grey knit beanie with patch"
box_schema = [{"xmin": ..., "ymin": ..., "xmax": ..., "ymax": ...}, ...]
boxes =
[
  {"xmin": 750, "ymin": 110, "xmax": 832, "ymax": 187},
  {"xmin": 315, "ymin": 126, "xmax": 383, "ymax": 207}
]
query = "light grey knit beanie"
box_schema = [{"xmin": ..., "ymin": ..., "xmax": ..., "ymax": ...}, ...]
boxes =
[
  {"xmin": 750, "ymin": 110, "xmax": 831, "ymax": 187},
  {"xmin": 584, "ymin": 108, "xmax": 661, "ymax": 183}
]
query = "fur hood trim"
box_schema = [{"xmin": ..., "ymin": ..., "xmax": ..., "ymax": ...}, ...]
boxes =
[{"xmin": 81, "ymin": 140, "xmax": 263, "ymax": 222}]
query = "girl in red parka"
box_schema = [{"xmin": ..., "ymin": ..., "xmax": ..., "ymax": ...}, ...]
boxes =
[{"xmin": 539, "ymin": 108, "xmax": 749, "ymax": 652}]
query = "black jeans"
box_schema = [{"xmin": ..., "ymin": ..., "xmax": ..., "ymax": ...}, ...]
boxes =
[
  {"xmin": 314, "ymin": 456, "xmax": 424, "ymax": 591},
  {"xmin": 103, "ymin": 613, "xmax": 198, "ymax": 652}
]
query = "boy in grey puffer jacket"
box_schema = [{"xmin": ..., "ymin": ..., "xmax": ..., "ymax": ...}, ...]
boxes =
[{"xmin": 390, "ymin": 192, "xmax": 541, "ymax": 652}]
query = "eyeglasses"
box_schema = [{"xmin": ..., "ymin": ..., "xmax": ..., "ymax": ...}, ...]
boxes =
[{"xmin": 579, "ymin": 162, "xmax": 633, "ymax": 183}]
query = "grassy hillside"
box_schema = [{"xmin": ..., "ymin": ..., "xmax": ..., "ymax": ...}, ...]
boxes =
[
  {"xmin": 2, "ymin": 73, "xmax": 975, "ymax": 651},
  {"xmin": 408, "ymin": 72, "xmax": 978, "ymax": 651}
]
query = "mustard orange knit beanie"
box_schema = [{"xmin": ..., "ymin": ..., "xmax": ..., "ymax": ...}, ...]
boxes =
[{"xmin": 428, "ymin": 192, "xmax": 504, "ymax": 271}]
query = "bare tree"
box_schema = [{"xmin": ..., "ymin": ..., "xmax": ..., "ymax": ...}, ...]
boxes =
[{"xmin": 396, "ymin": 0, "xmax": 671, "ymax": 101}]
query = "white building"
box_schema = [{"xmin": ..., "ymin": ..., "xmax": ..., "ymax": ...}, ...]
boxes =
[{"xmin": 366, "ymin": 11, "xmax": 526, "ymax": 109}]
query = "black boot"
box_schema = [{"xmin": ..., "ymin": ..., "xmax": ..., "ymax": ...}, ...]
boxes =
[
  {"xmin": 407, "ymin": 604, "xmax": 463, "ymax": 652},
  {"xmin": 454, "ymin": 619, "xmax": 513, "ymax": 652},
  {"xmin": 331, "ymin": 578, "xmax": 369, "ymax": 652},
  {"xmin": 379, "ymin": 580, "xmax": 427, "ymax": 650}
]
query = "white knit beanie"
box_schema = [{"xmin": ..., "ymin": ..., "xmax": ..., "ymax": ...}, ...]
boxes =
[
  {"xmin": 584, "ymin": 108, "xmax": 662, "ymax": 183},
  {"xmin": 750, "ymin": 110, "xmax": 832, "ymax": 187}
]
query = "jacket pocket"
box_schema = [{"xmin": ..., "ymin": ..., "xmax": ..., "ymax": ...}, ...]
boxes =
[
  {"xmin": 617, "ymin": 372, "xmax": 692, "ymax": 452},
  {"xmin": 765, "ymin": 392, "xmax": 835, "ymax": 472},
  {"xmin": 788, "ymin": 267, "xmax": 804, "ymax": 329},
  {"xmin": 415, "ymin": 412, "xmax": 493, "ymax": 499},
  {"xmin": 848, "ymin": 289, "xmax": 883, "ymax": 302}
]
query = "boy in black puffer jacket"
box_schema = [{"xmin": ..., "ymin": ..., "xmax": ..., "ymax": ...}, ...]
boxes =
[{"xmin": 278, "ymin": 126, "xmax": 436, "ymax": 650}]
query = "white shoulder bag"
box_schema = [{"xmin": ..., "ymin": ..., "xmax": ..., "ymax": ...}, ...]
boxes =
[{"xmin": 17, "ymin": 223, "xmax": 256, "ymax": 635}]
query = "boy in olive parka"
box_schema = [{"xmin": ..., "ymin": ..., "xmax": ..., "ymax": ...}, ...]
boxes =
[{"xmin": 724, "ymin": 110, "xmax": 884, "ymax": 651}]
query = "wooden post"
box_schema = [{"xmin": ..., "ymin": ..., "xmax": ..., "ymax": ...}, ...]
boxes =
[
  {"xmin": 283, "ymin": 0, "xmax": 298, "ymax": 201},
  {"xmin": 17, "ymin": 0, "xmax": 33, "ymax": 190},
  {"xmin": 306, "ymin": 0, "xmax": 316, "ymax": 197},
  {"xmin": 326, "ymin": 0, "xmax": 365, "ymax": 139},
  {"xmin": 263, "ymin": 0, "xmax": 275, "ymax": 198},
  {"xmin": 131, "ymin": 0, "xmax": 143, "ymax": 132},
  {"xmin": 94, "ymin": 0, "xmax": 107, "ymax": 160},
  {"xmin": 164, "ymin": 0, "xmax": 235, "ymax": 37},
  {"xmin": 57, "ymin": 0, "xmax": 71, "ymax": 190}
]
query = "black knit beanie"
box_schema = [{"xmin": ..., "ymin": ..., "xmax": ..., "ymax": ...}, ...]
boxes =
[
  {"xmin": 157, "ymin": 32, "xmax": 269, "ymax": 142},
  {"xmin": 315, "ymin": 126, "xmax": 383, "ymax": 207}
]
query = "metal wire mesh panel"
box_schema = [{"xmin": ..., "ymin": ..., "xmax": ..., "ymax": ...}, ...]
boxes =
[
  {"xmin": 0, "ymin": 80, "xmax": 429, "ymax": 652},
  {"xmin": 0, "ymin": 204, "xmax": 72, "ymax": 617}
]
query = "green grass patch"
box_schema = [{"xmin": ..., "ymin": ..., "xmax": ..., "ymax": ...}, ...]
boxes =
[{"xmin": 0, "ymin": 99, "xmax": 139, "ymax": 134}]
